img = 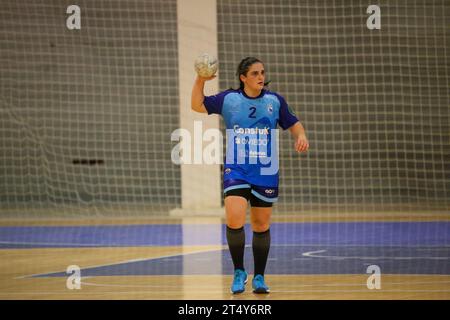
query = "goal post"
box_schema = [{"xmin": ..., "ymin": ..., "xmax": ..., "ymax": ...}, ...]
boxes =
[{"xmin": 170, "ymin": 0, "xmax": 223, "ymax": 217}]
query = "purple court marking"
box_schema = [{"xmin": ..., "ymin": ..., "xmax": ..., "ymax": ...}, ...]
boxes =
[
  {"xmin": 0, "ymin": 222, "xmax": 449, "ymax": 248},
  {"xmin": 33, "ymin": 245, "xmax": 450, "ymax": 277},
  {"xmin": 1, "ymin": 221, "xmax": 447, "ymax": 277}
]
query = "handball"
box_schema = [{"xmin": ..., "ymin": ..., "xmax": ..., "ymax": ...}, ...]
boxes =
[{"xmin": 194, "ymin": 53, "xmax": 218, "ymax": 78}]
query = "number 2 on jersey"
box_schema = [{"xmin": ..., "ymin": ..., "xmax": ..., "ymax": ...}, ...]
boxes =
[{"xmin": 248, "ymin": 106, "xmax": 256, "ymax": 118}]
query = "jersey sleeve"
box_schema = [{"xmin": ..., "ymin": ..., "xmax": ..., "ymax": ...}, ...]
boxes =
[
  {"xmin": 203, "ymin": 90, "xmax": 230, "ymax": 115},
  {"xmin": 276, "ymin": 93, "xmax": 299, "ymax": 130}
]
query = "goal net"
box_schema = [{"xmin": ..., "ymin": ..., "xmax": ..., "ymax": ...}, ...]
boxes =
[
  {"xmin": 217, "ymin": 0, "xmax": 449, "ymax": 215},
  {"xmin": 0, "ymin": 0, "xmax": 449, "ymax": 217},
  {"xmin": 0, "ymin": 0, "xmax": 181, "ymax": 218}
]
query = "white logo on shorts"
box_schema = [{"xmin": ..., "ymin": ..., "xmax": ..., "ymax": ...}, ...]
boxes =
[
  {"xmin": 265, "ymin": 189, "xmax": 274, "ymax": 194},
  {"xmin": 225, "ymin": 168, "xmax": 231, "ymax": 174}
]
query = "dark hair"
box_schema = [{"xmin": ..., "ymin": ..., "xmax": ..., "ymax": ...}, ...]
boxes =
[{"xmin": 236, "ymin": 57, "xmax": 270, "ymax": 90}]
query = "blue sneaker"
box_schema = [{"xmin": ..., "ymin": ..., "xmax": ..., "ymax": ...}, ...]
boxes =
[
  {"xmin": 252, "ymin": 274, "xmax": 270, "ymax": 293},
  {"xmin": 231, "ymin": 269, "xmax": 248, "ymax": 294}
]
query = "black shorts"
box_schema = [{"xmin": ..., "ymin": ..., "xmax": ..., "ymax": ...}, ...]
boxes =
[{"xmin": 224, "ymin": 188, "xmax": 273, "ymax": 208}]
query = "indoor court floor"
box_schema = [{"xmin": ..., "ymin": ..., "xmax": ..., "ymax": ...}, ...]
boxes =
[{"xmin": 0, "ymin": 213, "xmax": 449, "ymax": 300}]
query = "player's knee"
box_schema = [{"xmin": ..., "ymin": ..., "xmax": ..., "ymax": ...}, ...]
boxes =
[
  {"xmin": 226, "ymin": 212, "xmax": 246, "ymax": 229},
  {"xmin": 251, "ymin": 221, "xmax": 270, "ymax": 233},
  {"xmin": 227, "ymin": 221, "xmax": 245, "ymax": 229}
]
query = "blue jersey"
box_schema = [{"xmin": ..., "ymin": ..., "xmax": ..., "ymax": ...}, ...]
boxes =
[{"xmin": 204, "ymin": 88, "xmax": 298, "ymax": 187}]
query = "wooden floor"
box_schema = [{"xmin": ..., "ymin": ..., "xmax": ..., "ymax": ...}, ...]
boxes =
[
  {"xmin": 0, "ymin": 214, "xmax": 449, "ymax": 300},
  {"xmin": 1, "ymin": 246, "xmax": 449, "ymax": 300}
]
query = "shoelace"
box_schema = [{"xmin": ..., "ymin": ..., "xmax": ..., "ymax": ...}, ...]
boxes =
[
  {"xmin": 254, "ymin": 276, "xmax": 265, "ymax": 286},
  {"xmin": 234, "ymin": 271, "xmax": 245, "ymax": 283}
]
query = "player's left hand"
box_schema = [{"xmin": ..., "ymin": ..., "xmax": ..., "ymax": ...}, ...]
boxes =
[{"xmin": 295, "ymin": 134, "xmax": 309, "ymax": 153}]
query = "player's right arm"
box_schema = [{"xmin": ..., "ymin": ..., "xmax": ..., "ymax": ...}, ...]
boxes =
[{"xmin": 191, "ymin": 75, "xmax": 215, "ymax": 113}]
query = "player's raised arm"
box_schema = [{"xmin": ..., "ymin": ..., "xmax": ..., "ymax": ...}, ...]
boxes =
[
  {"xmin": 191, "ymin": 75, "xmax": 215, "ymax": 113},
  {"xmin": 191, "ymin": 53, "xmax": 218, "ymax": 113}
]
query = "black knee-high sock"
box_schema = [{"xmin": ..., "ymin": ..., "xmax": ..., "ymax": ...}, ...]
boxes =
[
  {"xmin": 252, "ymin": 229, "xmax": 271, "ymax": 276},
  {"xmin": 226, "ymin": 226, "xmax": 245, "ymax": 271}
]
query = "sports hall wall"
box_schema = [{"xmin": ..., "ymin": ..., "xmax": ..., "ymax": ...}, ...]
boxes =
[{"xmin": 0, "ymin": 0, "xmax": 448, "ymax": 217}]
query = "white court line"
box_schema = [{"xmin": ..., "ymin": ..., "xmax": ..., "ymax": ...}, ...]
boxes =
[
  {"xmin": 15, "ymin": 246, "xmax": 227, "ymax": 280},
  {"xmin": 2, "ymin": 241, "xmax": 449, "ymax": 247},
  {"xmin": 302, "ymin": 250, "xmax": 450, "ymax": 260},
  {"xmin": 2, "ymin": 289, "xmax": 449, "ymax": 296},
  {"xmin": 7, "ymin": 276, "xmax": 450, "ymax": 296},
  {"xmin": 0, "ymin": 241, "xmax": 112, "ymax": 247},
  {"xmin": 12, "ymin": 245, "xmax": 450, "ymax": 279},
  {"xmin": 271, "ymin": 244, "xmax": 450, "ymax": 248},
  {"xmin": 77, "ymin": 278, "xmax": 450, "ymax": 289}
]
